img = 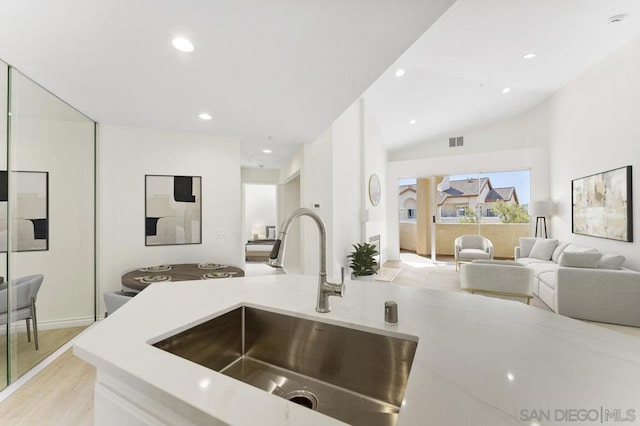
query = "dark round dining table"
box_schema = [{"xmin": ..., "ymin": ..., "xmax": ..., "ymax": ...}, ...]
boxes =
[{"xmin": 121, "ymin": 263, "xmax": 245, "ymax": 292}]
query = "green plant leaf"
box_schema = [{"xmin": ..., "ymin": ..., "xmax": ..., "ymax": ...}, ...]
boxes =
[{"xmin": 348, "ymin": 242, "xmax": 378, "ymax": 276}]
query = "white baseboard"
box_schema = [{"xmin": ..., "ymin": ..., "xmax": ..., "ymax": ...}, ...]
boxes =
[
  {"xmin": 37, "ymin": 317, "xmax": 95, "ymax": 330},
  {"xmin": 0, "ymin": 317, "xmax": 95, "ymax": 335}
]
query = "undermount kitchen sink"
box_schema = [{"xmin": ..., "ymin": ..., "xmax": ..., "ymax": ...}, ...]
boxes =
[{"xmin": 152, "ymin": 306, "xmax": 418, "ymax": 426}]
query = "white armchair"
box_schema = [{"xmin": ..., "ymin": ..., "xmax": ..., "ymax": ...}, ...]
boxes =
[{"xmin": 454, "ymin": 235, "xmax": 494, "ymax": 270}]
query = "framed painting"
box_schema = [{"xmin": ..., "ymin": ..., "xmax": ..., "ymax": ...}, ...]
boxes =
[
  {"xmin": 145, "ymin": 175, "xmax": 202, "ymax": 246},
  {"xmin": 572, "ymin": 166, "xmax": 632, "ymax": 242},
  {"xmin": 0, "ymin": 171, "xmax": 49, "ymax": 252}
]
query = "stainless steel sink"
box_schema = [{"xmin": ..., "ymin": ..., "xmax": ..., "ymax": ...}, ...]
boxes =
[{"xmin": 153, "ymin": 306, "xmax": 418, "ymax": 426}]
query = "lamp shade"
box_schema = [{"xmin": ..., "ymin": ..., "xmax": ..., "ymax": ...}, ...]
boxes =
[
  {"xmin": 531, "ymin": 200, "xmax": 552, "ymax": 216},
  {"xmin": 251, "ymin": 225, "xmax": 262, "ymax": 240}
]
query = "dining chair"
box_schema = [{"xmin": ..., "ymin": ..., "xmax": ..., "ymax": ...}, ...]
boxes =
[
  {"xmin": 104, "ymin": 291, "xmax": 136, "ymax": 317},
  {"xmin": 0, "ymin": 274, "xmax": 44, "ymax": 350}
]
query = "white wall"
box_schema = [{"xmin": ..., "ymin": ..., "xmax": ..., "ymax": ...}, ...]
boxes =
[
  {"xmin": 390, "ymin": 101, "xmax": 551, "ymax": 162},
  {"xmin": 279, "ymin": 148, "xmax": 304, "ymax": 185},
  {"xmin": 331, "ymin": 101, "xmax": 362, "ymax": 275},
  {"xmin": 280, "ymin": 175, "xmax": 301, "ymax": 269},
  {"xmin": 241, "ymin": 167, "xmax": 279, "ymax": 184},
  {"xmin": 301, "ymin": 127, "xmax": 333, "ymax": 275},
  {"xmin": 97, "ymin": 125, "xmax": 242, "ymax": 317},
  {"xmin": 244, "ymin": 184, "xmax": 277, "ymax": 240},
  {"xmin": 10, "ymin": 109, "xmax": 95, "ymax": 328},
  {"xmin": 277, "ymin": 148, "xmax": 303, "ymax": 271},
  {"xmin": 287, "ymin": 98, "xmax": 387, "ymax": 278},
  {"xmin": 362, "ymin": 102, "xmax": 388, "ymax": 263},
  {"xmin": 547, "ymin": 34, "xmax": 640, "ymax": 269}
]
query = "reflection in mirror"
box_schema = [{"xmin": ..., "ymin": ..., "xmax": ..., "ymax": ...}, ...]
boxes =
[
  {"xmin": 0, "ymin": 60, "xmax": 7, "ymax": 390},
  {"xmin": 6, "ymin": 68, "xmax": 95, "ymax": 382}
]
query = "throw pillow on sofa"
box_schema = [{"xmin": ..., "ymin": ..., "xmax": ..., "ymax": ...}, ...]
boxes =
[
  {"xmin": 529, "ymin": 239, "xmax": 559, "ymax": 261},
  {"xmin": 551, "ymin": 242, "xmax": 570, "ymax": 263},
  {"xmin": 519, "ymin": 237, "xmax": 538, "ymax": 258},
  {"xmin": 597, "ymin": 253, "xmax": 625, "ymax": 270},
  {"xmin": 563, "ymin": 244, "xmax": 599, "ymax": 254},
  {"xmin": 559, "ymin": 252, "xmax": 603, "ymax": 268}
]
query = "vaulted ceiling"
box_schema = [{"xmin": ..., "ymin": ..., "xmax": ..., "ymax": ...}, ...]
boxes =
[{"xmin": 365, "ymin": 0, "xmax": 640, "ymax": 152}]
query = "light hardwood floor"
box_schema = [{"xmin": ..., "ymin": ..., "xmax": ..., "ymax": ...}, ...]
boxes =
[
  {"xmin": 0, "ymin": 326, "xmax": 88, "ymax": 389},
  {"xmin": 0, "ymin": 349, "xmax": 94, "ymax": 425},
  {"xmin": 0, "ymin": 255, "xmax": 638, "ymax": 425}
]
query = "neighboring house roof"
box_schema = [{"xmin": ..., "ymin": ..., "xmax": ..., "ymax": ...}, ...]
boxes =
[
  {"xmin": 438, "ymin": 178, "xmax": 490, "ymax": 205},
  {"xmin": 485, "ymin": 187, "xmax": 518, "ymax": 204},
  {"xmin": 399, "ymin": 184, "xmax": 416, "ymax": 196},
  {"xmin": 437, "ymin": 178, "xmax": 519, "ymax": 206},
  {"xmin": 450, "ymin": 178, "xmax": 489, "ymax": 196}
]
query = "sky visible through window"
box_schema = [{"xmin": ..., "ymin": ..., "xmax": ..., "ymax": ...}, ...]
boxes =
[{"xmin": 399, "ymin": 170, "xmax": 531, "ymax": 206}]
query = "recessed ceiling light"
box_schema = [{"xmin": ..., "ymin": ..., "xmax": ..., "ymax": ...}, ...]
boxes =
[
  {"xmin": 523, "ymin": 53, "xmax": 536, "ymax": 59},
  {"xmin": 262, "ymin": 149, "xmax": 272, "ymax": 154},
  {"xmin": 502, "ymin": 87, "xmax": 511, "ymax": 94},
  {"xmin": 410, "ymin": 119, "xmax": 416, "ymax": 125},
  {"xmin": 172, "ymin": 37, "xmax": 194, "ymax": 52},
  {"xmin": 395, "ymin": 68, "xmax": 406, "ymax": 77},
  {"xmin": 198, "ymin": 113, "xmax": 212, "ymax": 120},
  {"xmin": 609, "ymin": 14, "xmax": 627, "ymax": 24}
]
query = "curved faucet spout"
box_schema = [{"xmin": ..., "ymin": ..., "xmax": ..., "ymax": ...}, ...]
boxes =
[{"xmin": 268, "ymin": 208, "xmax": 344, "ymax": 313}]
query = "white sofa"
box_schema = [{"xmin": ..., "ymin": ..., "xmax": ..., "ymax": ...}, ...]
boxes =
[
  {"xmin": 514, "ymin": 237, "xmax": 640, "ymax": 327},
  {"xmin": 460, "ymin": 260, "xmax": 533, "ymax": 304}
]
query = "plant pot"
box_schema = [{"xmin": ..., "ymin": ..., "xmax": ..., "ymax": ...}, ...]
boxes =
[{"xmin": 351, "ymin": 273, "xmax": 375, "ymax": 282}]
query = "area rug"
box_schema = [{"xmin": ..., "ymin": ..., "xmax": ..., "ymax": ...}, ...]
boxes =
[{"xmin": 375, "ymin": 267, "xmax": 401, "ymax": 282}]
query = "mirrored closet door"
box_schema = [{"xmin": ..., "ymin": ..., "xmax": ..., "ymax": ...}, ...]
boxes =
[
  {"xmin": 0, "ymin": 60, "xmax": 8, "ymax": 389},
  {"xmin": 3, "ymin": 67, "xmax": 96, "ymax": 385}
]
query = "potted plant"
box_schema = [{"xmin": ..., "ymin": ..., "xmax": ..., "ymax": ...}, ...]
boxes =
[{"xmin": 347, "ymin": 242, "xmax": 378, "ymax": 281}]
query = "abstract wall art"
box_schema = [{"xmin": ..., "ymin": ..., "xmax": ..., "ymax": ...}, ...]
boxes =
[
  {"xmin": 572, "ymin": 166, "xmax": 632, "ymax": 242},
  {"xmin": 145, "ymin": 175, "xmax": 202, "ymax": 246},
  {"xmin": 0, "ymin": 171, "xmax": 49, "ymax": 252}
]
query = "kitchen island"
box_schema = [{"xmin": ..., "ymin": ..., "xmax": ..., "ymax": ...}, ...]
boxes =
[{"xmin": 74, "ymin": 274, "xmax": 640, "ymax": 425}]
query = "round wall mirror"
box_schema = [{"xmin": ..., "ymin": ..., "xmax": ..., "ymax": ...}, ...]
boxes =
[{"xmin": 368, "ymin": 174, "xmax": 381, "ymax": 206}]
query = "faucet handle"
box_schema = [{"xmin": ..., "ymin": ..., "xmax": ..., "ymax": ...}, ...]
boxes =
[
  {"xmin": 335, "ymin": 267, "xmax": 345, "ymax": 297},
  {"xmin": 326, "ymin": 267, "xmax": 345, "ymax": 295}
]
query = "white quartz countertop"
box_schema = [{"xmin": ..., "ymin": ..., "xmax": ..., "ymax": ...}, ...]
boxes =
[{"xmin": 74, "ymin": 274, "xmax": 640, "ymax": 425}]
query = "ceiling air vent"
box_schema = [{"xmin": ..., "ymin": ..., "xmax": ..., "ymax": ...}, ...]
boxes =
[{"xmin": 449, "ymin": 136, "xmax": 464, "ymax": 147}]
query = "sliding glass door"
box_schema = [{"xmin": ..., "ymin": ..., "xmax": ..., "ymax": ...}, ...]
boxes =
[
  {"xmin": 434, "ymin": 173, "xmax": 482, "ymax": 262},
  {"xmin": 435, "ymin": 170, "xmax": 531, "ymax": 261},
  {"xmin": 397, "ymin": 169, "xmax": 531, "ymax": 265}
]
